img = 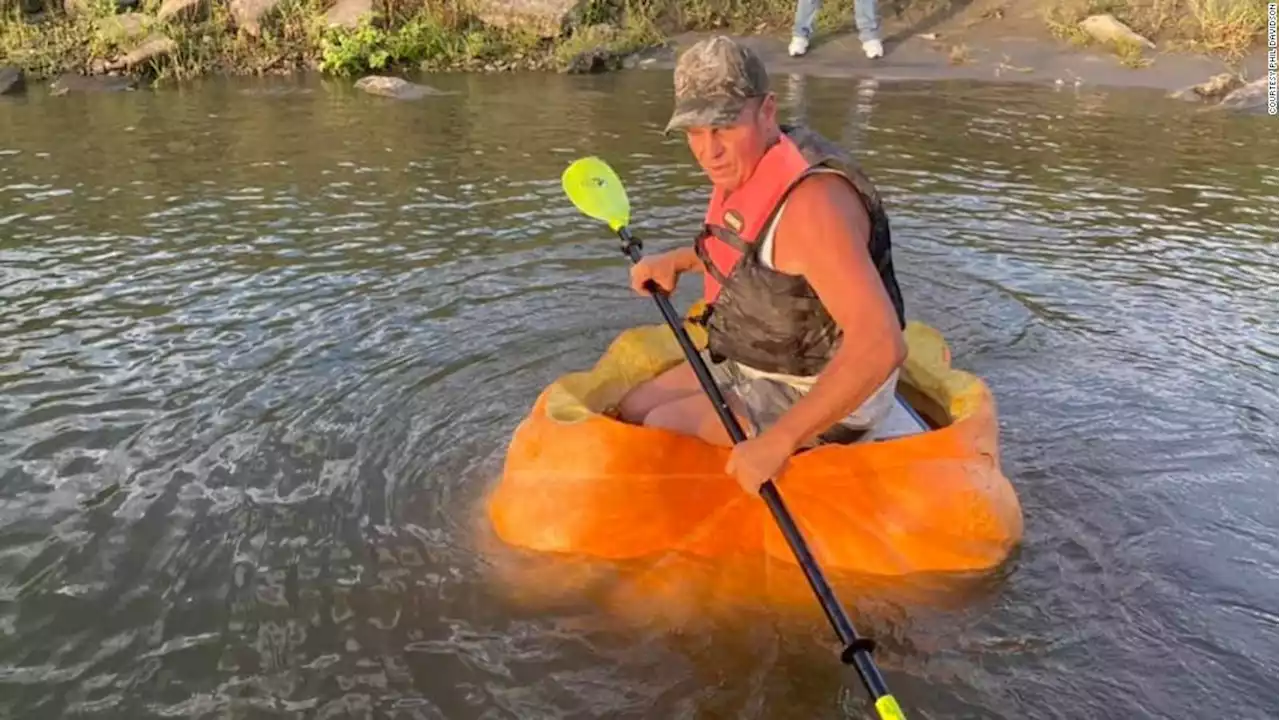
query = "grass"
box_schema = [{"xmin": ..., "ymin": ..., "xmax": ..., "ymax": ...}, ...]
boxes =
[
  {"xmin": 1042, "ymin": 0, "xmax": 1265, "ymax": 63},
  {"xmin": 1, "ymin": 0, "xmax": 575, "ymax": 80},
  {"xmin": 1112, "ymin": 34, "xmax": 1152, "ymax": 67},
  {"xmin": 0, "ymin": 0, "xmax": 863, "ymax": 82},
  {"xmin": 2, "ymin": 0, "xmax": 1263, "ymax": 84}
]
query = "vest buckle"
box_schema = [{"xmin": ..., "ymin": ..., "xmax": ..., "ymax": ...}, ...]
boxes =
[{"xmin": 694, "ymin": 303, "xmax": 714, "ymax": 327}]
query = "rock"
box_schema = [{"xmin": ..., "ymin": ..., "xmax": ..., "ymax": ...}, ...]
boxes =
[
  {"xmin": 1218, "ymin": 78, "xmax": 1268, "ymax": 113},
  {"xmin": 563, "ymin": 47, "xmax": 623, "ymax": 74},
  {"xmin": 622, "ymin": 49, "xmax": 659, "ymax": 70},
  {"xmin": 1079, "ymin": 13, "xmax": 1155, "ymax": 50},
  {"xmin": 325, "ymin": 0, "xmax": 372, "ymax": 29},
  {"xmin": 105, "ymin": 34, "xmax": 177, "ymax": 70},
  {"xmin": 1194, "ymin": 72, "xmax": 1242, "ymax": 99},
  {"xmin": 230, "ymin": 0, "xmax": 283, "ymax": 36},
  {"xmin": 354, "ymin": 75, "xmax": 443, "ymax": 100},
  {"xmin": 470, "ymin": 0, "xmax": 585, "ymax": 38},
  {"xmin": 156, "ymin": 0, "xmax": 208, "ymax": 23},
  {"xmin": 49, "ymin": 73, "xmax": 138, "ymax": 95},
  {"xmin": 96, "ymin": 12, "xmax": 151, "ymax": 45},
  {"xmin": 558, "ymin": 23, "xmax": 625, "ymax": 73},
  {"xmin": 0, "ymin": 66, "xmax": 25, "ymax": 96},
  {"xmin": 1168, "ymin": 73, "xmax": 1244, "ymax": 103}
]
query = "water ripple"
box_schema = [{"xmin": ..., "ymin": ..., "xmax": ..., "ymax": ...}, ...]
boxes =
[{"xmin": 0, "ymin": 74, "xmax": 1275, "ymax": 720}]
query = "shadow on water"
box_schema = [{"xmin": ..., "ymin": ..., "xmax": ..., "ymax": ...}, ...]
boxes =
[{"xmin": 0, "ymin": 70, "xmax": 1276, "ymax": 719}]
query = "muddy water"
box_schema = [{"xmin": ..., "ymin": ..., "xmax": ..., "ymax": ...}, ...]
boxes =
[{"xmin": 0, "ymin": 71, "xmax": 1275, "ymax": 719}]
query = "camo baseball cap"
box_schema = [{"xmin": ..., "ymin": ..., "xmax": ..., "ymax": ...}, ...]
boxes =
[{"xmin": 663, "ymin": 35, "xmax": 770, "ymax": 135}]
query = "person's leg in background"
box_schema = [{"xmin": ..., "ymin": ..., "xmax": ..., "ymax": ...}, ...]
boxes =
[
  {"xmin": 855, "ymin": 0, "xmax": 884, "ymax": 58},
  {"xmin": 789, "ymin": 0, "xmax": 821, "ymax": 57},
  {"xmin": 788, "ymin": 0, "xmax": 885, "ymax": 59}
]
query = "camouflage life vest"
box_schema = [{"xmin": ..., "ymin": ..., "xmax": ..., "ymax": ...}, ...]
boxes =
[{"xmin": 692, "ymin": 123, "xmax": 906, "ymax": 377}]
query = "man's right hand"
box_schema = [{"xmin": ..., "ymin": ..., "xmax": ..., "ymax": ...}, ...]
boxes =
[{"xmin": 629, "ymin": 249, "xmax": 689, "ymax": 295}]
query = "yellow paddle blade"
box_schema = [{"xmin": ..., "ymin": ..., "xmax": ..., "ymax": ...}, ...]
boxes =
[
  {"xmin": 562, "ymin": 156, "xmax": 630, "ymax": 232},
  {"xmin": 876, "ymin": 695, "xmax": 908, "ymax": 720}
]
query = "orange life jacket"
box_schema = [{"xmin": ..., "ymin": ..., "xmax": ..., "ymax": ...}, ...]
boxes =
[
  {"xmin": 699, "ymin": 133, "xmax": 814, "ymax": 304},
  {"xmin": 690, "ymin": 126, "xmax": 906, "ymax": 377}
]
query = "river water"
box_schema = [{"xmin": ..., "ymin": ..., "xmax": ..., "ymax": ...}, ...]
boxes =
[{"xmin": 0, "ymin": 70, "xmax": 1276, "ymax": 719}]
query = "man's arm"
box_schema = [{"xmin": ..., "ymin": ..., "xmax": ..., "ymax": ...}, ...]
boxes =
[
  {"xmin": 669, "ymin": 245, "xmax": 705, "ymax": 275},
  {"xmin": 767, "ymin": 173, "xmax": 907, "ymax": 450}
]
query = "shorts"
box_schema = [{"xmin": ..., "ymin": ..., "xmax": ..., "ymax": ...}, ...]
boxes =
[{"xmin": 699, "ymin": 349, "xmax": 905, "ymax": 447}]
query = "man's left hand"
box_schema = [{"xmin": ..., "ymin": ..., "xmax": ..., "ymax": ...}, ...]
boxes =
[{"xmin": 725, "ymin": 431, "xmax": 797, "ymax": 495}]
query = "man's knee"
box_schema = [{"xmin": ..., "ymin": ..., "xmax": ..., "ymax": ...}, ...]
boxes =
[
  {"xmin": 642, "ymin": 395, "xmax": 750, "ymax": 448},
  {"xmin": 641, "ymin": 401, "xmax": 690, "ymax": 435},
  {"xmin": 616, "ymin": 362, "xmax": 697, "ymax": 423},
  {"xmin": 618, "ymin": 380, "xmax": 674, "ymax": 424}
]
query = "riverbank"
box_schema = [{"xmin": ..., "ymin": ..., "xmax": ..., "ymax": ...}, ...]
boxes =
[
  {"xmin": 0, "ymin": 0, "xmax": 1271, "ymax": 104},
  {"xmin": 639, "ymin": 13, "xmax": 1271, "ymax": 97}
]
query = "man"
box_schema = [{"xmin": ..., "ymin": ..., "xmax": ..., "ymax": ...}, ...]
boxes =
[{"xmin": 615, "ymin": 35, "xmax": 921, "ymax": 496}]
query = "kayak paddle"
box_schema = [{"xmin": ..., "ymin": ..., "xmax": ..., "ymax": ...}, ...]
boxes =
[{"xmin": 560, "ymin": 155, "xmax": 907, "ymax": 720}]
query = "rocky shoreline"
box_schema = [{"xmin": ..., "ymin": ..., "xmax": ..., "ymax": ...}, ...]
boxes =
[
  {"xmin": 638, "ymin": 27, "xmax": 1272, "ymax": 115},
  {"xmin": 0, "ymin": 0, "xmax": 661, "ymax": 83},
  {"xmin": 0, "ymin": 0, "xmax": 1272, "ymax": 115}
]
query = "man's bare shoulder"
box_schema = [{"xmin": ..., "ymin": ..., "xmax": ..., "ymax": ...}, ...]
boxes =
[
  {"xmin": 779, "ymin": 172, "xmax": 872, "ymax": 245},
  {"xmin": 792, "ymin": 168, "xmax": 866, "ymax": 210},
  {"xmin": 770, "ymin": 172, "xmax": 873, "ymax": 276}
]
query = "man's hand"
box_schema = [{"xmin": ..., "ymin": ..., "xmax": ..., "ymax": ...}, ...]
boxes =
[
  {"xmin": 629, "ymin": 246, "xmax": 699, "ymax": 295},
  {"xmin": 725, "ymin": 429, "xmax": 796, "ymax": 495}
]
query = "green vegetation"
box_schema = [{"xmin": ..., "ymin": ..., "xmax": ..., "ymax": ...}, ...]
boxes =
[
  {"xmin": 0, "ymin": 0, "xmax": 1264, "ymax": 85},
  {"xmin": 1044, "ymin": 0, "xmax": 1266, "ymax": 63},
  {"xmin": 0, "ymin": 0, "xmax": 856, "ymax": 82}
]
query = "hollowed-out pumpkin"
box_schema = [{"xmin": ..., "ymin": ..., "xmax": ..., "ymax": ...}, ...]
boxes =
[{"xmin": 485, "ymin": 301, "xmax": 1023, "ymax": 578}]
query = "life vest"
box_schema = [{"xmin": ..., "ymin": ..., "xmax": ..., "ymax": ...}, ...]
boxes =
[
  {"xmin": 691, "ymin": 124, "xmax": 906, "ymax": 378},
  {"xmin": 698, "ymin": 134, "xmax": 814, "ymax": 304}
]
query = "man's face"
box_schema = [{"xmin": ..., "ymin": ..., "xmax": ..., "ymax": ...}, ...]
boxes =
[{"xmin": 684, "ymin": 95, "xmax": 776, "ymax": 193}]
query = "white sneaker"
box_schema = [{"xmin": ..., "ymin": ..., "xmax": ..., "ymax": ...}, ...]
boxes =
[
  {"xmin": 789, "ymin": 36, "xmax": 809, "ymax": 57},
  {"xmin": 862, "ymin": 39, "xmax": 884, "ymax": 58}
]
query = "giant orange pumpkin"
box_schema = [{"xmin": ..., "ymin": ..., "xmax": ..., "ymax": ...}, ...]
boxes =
[{"xmin": 485, "ymin": 301, "xmax": 1024, "ymax": 578}]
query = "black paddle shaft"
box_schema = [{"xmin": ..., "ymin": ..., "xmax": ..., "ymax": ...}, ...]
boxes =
[{"xmin": 616, "ymin": 227, "xmax": 892, "ymax": 703}]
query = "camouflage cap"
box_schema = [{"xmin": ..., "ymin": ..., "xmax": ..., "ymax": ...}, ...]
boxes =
[{"xmin": 664, "ymin": 36, "xmax": 770, "ymax": 135}]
